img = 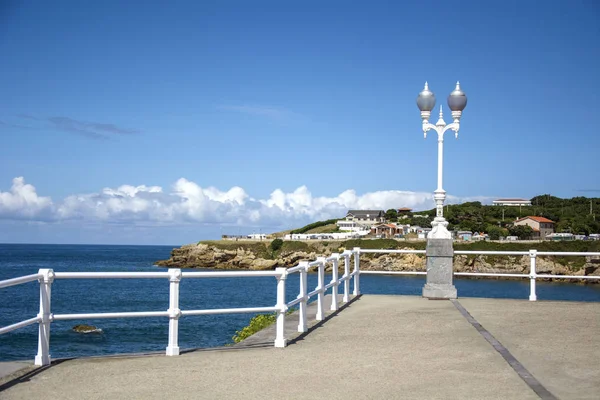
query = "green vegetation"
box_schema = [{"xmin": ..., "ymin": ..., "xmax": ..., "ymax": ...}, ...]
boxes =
[
  {"xmin": 232, "ymin": 310, "xmax": 295, "ymax": 343},
  {"xmin": 280, "ymin": 240, "xmax": 309, "ymax": 253},
  {"xmin": 290, "ymin": 219, "xmax": 339, "ymax": 234},
  {"xmin": 304, "ymin": 224, "xmax": 340, "ymax": 234},
  {"xmin": 269, "ymin": 238, "xmax": 283, "ymax": 252},
  {"xmin": 232, "ymin": 313, "xmax": 277, "ymax": 343},
  {"xmin": 385, "ymin": 209, "xmax": 398, "ymax": 222},
  {"xmin": 404, "ymin": 195, "xmax": 600, "ymax": 235},
  {"xmin": 508, "ymin": 225, "xmax": 534, "ymax": 240}
]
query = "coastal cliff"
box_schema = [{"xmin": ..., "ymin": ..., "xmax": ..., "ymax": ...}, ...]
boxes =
[{"xmin": 155, "ymin": 240, "xmax": 600, "ymax": 281}]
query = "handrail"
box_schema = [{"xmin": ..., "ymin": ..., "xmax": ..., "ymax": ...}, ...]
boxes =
[
  {"xmin": 0, "ymin": 273, "xmax": 41, "ymax": 289},
  {"xmin": 359, "ymin": 249, "xmax": 426, "ymax": 254},
  {"xmin": 454, "ymin": 250, "xmax": 529, "ymax": 255},
  {"xmin": 357, "ymin": 248, "xmax": 600, "ymax": 303},
  {"xmin": 0, "ymin": 250, "xmax": 361, "ymax": 366},
  {"xmin": 4, "ymin": 246, "xmax": 595, "ymax": 366},
  {"xmin": 53, "ymin": 311, "xmax": 170, "ymax": 320},
  {"xmin": 0, "ymin": 316, "xmax": 40, "ymax": 335}
]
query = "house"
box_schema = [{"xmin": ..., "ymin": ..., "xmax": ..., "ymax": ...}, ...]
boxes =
[
  {"xmin": 336, "ymin": 210, "xmax": 385, "ymax": 231},
  {"xmin": 456, "ymin": 231, "xmax": 473, "ymax": 241},
  {"xmin": 407, "ymin": 225, "xmax": 422, "ymax": 234},
  {"xmin": 472, "ymin": 232, "xmax": 489, "ymax": 241},
  {"xmin": 546, "ymin": 233, "xmax": 574, "ymax": 241},
  {"xmin": 397, "ymin": 207, "xmax": 412, "ymax": 214},
  {"xmin": 417, "ymin": 228, "xmax": 432, "ymax": 239},
  {"xmin": 493, "ymin": 198, "xmax": 532, "ymax": 207},
  {"xmin": 513, "ymin": 216, "xmax": 555, "ymax": 239},
  {"xmin": 371, "ymin": 223, "xmax": 405, "ymax": 238}
]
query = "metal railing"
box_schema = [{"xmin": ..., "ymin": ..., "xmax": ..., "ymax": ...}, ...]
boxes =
[
  {"xmin": 2, "ymin": 246, "xmax": 598, "ymax": 366},
  {"xmin": 359, "ymin": 248, "xmax": 600, "ymax": 301},
  {"xmin": 0, "ymin": 248, "xmax": 361, "ymax": 366}
]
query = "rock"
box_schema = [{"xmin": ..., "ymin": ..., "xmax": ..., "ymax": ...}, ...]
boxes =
[
  {"xmin": 72, "ymin": 324, "xmax": 102, "ymax": 334},
  {"xmin": 154, "ymin": 242, "xmax": 598, "ymax": 283},
  {"xmin": 252, "ymin": 259, "xmax": 279, "ymax": 270}
]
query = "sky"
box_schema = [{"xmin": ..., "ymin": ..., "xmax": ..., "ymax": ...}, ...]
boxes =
[{"xmin": 1, "ymin": 0, "xmax": 599, "ymax": 245}]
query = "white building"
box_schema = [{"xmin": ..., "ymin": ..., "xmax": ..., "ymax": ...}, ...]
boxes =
[
  {"xmin": 493, "ymin": 198, "xmax": 532, "ymax": 207},
  {"xmin": 336, "ymin": 210, "xmax": 385, "ymax": 231}
]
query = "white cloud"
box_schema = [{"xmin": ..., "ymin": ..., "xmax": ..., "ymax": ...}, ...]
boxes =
[
  {"xmin": 0, "ymin": 177, "xmax": 53, "ymax": 219},
  {"xmin": 0, "ymin": 177, "xmax": 493, "ymax": 228}
]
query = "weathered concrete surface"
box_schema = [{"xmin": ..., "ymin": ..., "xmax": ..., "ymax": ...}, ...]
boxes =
[
  {"xmin": 459, "ymin": 298, "xmax": 600, "ymax": 400},
  {"xmin": 0, "ymin": 362, "xmax": 34, "ymax": 386},
  {"xmin": 423, "ymin": 238, "xmax": 457, "ymax": 299},
  {"xmin": 1, "ymin": 296, "xmax": 547, "ymax": 400}
]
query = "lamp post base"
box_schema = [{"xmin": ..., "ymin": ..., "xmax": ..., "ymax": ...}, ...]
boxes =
[
  {"xmin": 422, "ymin": 238, "xmax": 457, "ymax": 300},
  {"xmin": 428, "ymin": 217, "xmax": 451, "ymax": 239},
  {"xmin": 423, "ymin": 283, "xmax": 457, "ymax": 300}
]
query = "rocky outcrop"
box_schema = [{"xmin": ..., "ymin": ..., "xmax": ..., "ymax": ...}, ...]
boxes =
[
  {"xmin": 72, "ymin": 324, "xmax": 103, "ymax": 334},
  {"xmin": 155, "ymin": 243, "xmax": 600, "ymax": 282}
]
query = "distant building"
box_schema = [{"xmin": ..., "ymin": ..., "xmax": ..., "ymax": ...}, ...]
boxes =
[
  {"xmin": 456, "ymin": 231, "xmax": 473, "ymax": 241},
  {"xmin": 371, "ymin": 223, "xmax": 405, "ymax": 238},
  {"xmin": 493, "ymin": 198, "xmax": 532, "ymax": 207},
  {"xmin": 336, "ymin": 210, "xmax": 385, "ymax": 231},
  {"xmin": 513, "ymin": 216, "xmax": 555, "ymax": 239},
  {"xmin": 472, "ymin": 232, "xmax": 489, "ymax": 241},
  {"xmin": 397, "ymin": 207, "xmax": 412, "ymax": 214},
  {"xmin": 546, "ymin": 233, "xmax": 574, "ymax": 241},
  {"xmin": 417, "ymin": 228, "xmax": 432, "ymax": 240}
]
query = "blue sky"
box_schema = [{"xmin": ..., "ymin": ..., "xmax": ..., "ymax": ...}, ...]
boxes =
[{"xmin": 1, "ymin": 0, "xmax": 599, "ymax": 245}]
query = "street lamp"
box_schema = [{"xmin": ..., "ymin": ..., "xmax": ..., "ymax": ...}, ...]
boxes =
[{"xmin": 417, "ymin": 81, "xmax": 467, "ymax": 239}]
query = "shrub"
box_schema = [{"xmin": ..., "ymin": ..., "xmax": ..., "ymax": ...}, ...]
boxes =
[
  {"xmin": 270, "ymin": 239, "xmax": 284, "ymax": 252},
  {"xmin": 232, "ymin": 313, "xmax": 277, "ymax": 343}
]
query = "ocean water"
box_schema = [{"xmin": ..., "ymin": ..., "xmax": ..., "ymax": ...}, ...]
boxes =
[{"xmin": 1, "ymin": 243, "xmax": 599, "ymax": 362}]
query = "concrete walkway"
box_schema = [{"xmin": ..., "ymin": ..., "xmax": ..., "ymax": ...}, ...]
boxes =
[{"xmin": 1, "ymin": 296, "xmax": 599, "ymax": 399}]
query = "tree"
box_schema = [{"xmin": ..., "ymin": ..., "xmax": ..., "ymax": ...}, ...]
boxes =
[
  {"xmin": 385, "ymin": 209, "xmax": 398, "ymax": 222},
  {"xmin": 508, "ymin": 225, "xmax": 534, "ymax": 240},
  {"xmin": 487, "ymin": 225, "xmax": 506, "ymax": 240}
]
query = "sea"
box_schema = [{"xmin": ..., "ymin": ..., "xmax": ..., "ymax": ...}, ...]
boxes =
[{"xmin": 1, "ymin": 243, "xmax": 599, "ymax": 362}]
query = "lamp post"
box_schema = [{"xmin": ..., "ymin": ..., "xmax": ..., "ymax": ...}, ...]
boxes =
[{"xmin": 417, "ymin": 82, "xmax": 468, "ymax": 239}]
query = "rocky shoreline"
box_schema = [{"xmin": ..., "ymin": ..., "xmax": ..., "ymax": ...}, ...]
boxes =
[{"xmin": 155, "ymin": 241, "xmax": 600, "ymax": 282}]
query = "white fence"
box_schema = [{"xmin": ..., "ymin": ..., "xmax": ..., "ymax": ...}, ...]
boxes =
[
  {"xmin": 0, "ymin": 248, "xmax": 361, "ymax": 366},
  {"xmin": 1, "ymin": 246, "xmax": 599, "ymax": 366},
  {"xmin": 360, "ymin": 248, "xmax": 600, "ymax": 301}
]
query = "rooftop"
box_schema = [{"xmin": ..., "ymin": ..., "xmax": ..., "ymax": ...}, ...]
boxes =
[
  {"xmin": 494, "ymin": 198, "xmax": 531, "ymax": 202},
  {"xmin": 516, "ymin": 216, "xmax": 555, "ymax": 223}
]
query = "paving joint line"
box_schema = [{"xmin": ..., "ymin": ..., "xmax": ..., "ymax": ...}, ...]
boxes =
[{"xmin": 451, "ymin": 299, "xmax": 558, "ymax": 400}]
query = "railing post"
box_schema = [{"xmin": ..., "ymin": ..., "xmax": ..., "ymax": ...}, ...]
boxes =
[
  {"xmin": 35, "ymin": 269, "xmax": 54, "ymax": 366},
  {"xmin": 343, "ymin": 252, "xmax": 350, "ymax": 303},
  {"xmin": 330, "ymin": 253, "xmax": 339, "ymax": 311},
  {"xmin": 274, "ymin": 267, "xmax": 288, "ymax": 347},
  {"xmin": 166, "ymin": 268, "xmax": 182, "ymax": 356},
  {"xmin": 529, "ymin": 250, "xmax": 537, "ymax": 301},
  {"xmin": 353, "ymin": 247, "xmax": 361, "ymax": 296},
  {"xmin": 316, "ymin": 257, "xmax": 326, "ymax": 321},
  {"xmin": 297, "ymin": 262, "xmax": 309, "ymax": 333}
]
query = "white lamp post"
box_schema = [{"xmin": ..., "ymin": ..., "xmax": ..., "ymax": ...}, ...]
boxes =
[{"xmin": 417, "ymin": 82, "xmax": 468, "ymax": 239}]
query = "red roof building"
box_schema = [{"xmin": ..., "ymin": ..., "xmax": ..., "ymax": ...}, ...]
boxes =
[{"xmin": 513, "ymin": 216, "xmax": 554, "ymax": 239}]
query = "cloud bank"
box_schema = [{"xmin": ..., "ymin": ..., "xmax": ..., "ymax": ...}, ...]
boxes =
[{"xmin": 0, "ymin": 177, "xmax": 492, "ymax": 229}]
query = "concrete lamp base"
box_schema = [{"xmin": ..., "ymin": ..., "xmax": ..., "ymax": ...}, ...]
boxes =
[{"xmin": 422, "ymin": 238, "xmax": 457, "ymax": 300}]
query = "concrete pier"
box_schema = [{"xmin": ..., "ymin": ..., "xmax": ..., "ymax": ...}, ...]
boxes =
[{"xmin": 1, "ymin": 296, "xmax": 599, "ymax": 399}]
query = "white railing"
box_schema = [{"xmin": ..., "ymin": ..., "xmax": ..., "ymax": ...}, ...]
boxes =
[
  {"xmin": 360, "ymin": 248, "xmax": 600, "ymax": 301},
  {"xmin": 0, "ymin": 248, "xmax": 361, "ymax": 366},
  {"xmin": 3, "ymin": 246, "xmax": 598, "ymax": 366}
]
